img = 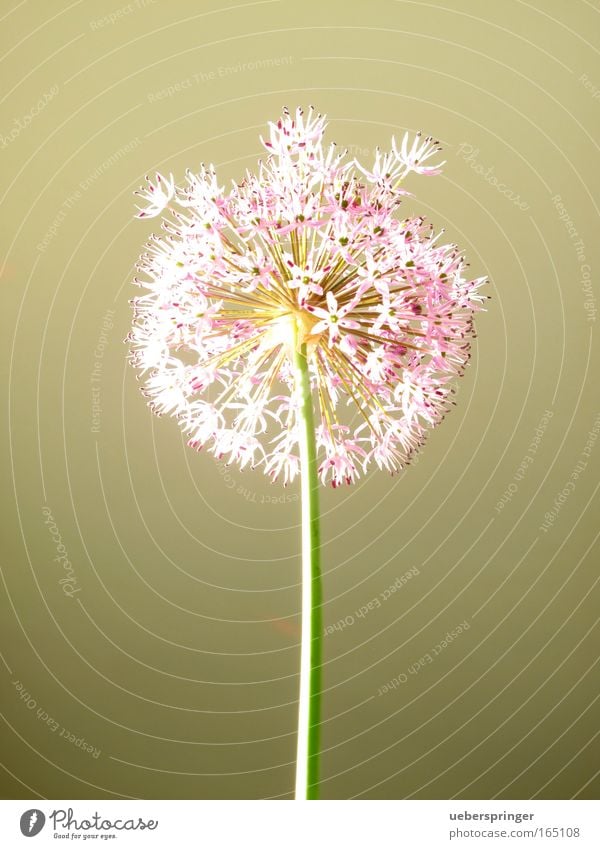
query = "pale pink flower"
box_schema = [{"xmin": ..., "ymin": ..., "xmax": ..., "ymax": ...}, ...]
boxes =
[
  {"xmin": 128, "ymin": 107, "xmax": 486, "ymax": 487},
  {"xmin": 392, "ymin": 132, "xmax": 446, "ymax": 176},
  {"xmin": 307, "ymin": 292, "xmax": 360, "ymax": 344},
  {"xmin": 134, "ymin": 172, "xmax": 176, "ymax": 219}
]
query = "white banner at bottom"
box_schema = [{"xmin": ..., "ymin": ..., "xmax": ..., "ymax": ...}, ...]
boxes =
[{"xmin": 0, "ymin": 799, "xmax": 597, "ymax": 848}]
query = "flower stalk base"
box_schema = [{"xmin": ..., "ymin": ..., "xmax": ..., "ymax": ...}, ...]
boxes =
[{"xmin": 293, "ymin": 324, "xmax": 322, "ymax": 801}]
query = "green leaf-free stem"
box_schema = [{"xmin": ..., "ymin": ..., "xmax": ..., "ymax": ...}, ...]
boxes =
[{"xmin": 293, "ymin": 329, "xmax": 322, "ymax": 800}]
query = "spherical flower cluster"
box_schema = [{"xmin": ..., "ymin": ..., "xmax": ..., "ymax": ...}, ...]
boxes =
[{"xmin": 128, "ymin": 108, "xmax": 487, "ymax": 487}]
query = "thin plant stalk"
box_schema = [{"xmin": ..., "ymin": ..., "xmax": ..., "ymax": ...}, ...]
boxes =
[{"xmin": 293, "ymin": 325, "xmax": 322, "ymax": 801}]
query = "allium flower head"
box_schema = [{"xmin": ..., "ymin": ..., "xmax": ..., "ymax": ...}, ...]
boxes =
[{"xmin": 129, "ymin": 107, "xmax": 487, "ymax": 487}]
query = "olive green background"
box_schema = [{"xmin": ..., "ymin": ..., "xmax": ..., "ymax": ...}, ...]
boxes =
[{"xmin": 1, "ymin": 0, "xmax": 599, "ymax": 800}]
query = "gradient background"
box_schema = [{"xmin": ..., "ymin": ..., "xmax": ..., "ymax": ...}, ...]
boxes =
[{"xmin": 1, "ymin": 0, "xmax": 599, "ymax": 800}]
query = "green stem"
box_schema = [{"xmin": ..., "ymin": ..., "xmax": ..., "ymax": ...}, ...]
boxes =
[{"xmin": 293, "ymin": 330, "xmax": 322, "ymax": 801}]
